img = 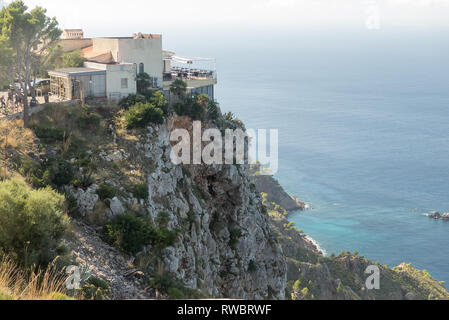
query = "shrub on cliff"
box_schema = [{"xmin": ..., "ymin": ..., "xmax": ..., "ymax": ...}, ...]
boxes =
[
  {"xmin": 118, "ymin": 94, "xmax": 147, "ymax": 110},
  {"xmin": 78, "ymin": 106, "xmax": 101, "ymax": 131},
  {"xmin": 173, "ymin": 96, "xmax": 206, "ymax": 120},
  {"xmin": 149, "ymin": 91, "xmax": 169, "ymax": 115},
  {"xmin": 0, "ymin": 179, "xmax": 70, "ymax": 267},
  {"xmin": 103, "ymin": 212, "xmax": 179, "ymax": 255},
  {"xmin": 32, "ymin": 126, "xmax": 66, "ymax": 143},
  {"xmin": 96, "ymin": 184, "xmax": 117, "ymax": 201},
  {"xmin": 103, "ymin": 213, "xmax": 154, "ymax": 255},
  {"xmin": 81, "ymin": 276, "xmax": 110, "ymax": 300},
  {"xmin": 132, "ymin": 183, "xmax": 149, "ymax": 200},
  {"xmin": 23, "ymin": 156, "xmax": 74, "ymax": 189},
  {"xmin": 123, "ymin": 102, "xmax": 164, "ymax": 129},
  {"xmin": 169, "ymin": 79, "xmax": 187, "ymax": 98}
]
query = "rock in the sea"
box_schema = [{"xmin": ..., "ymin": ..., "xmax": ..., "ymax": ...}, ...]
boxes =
[
  {"xmin": 427, "ymin": 211, "xmax": 441, "ymax": 219},
  {"xmin": 426, "ymin": 211, "xmax": 449, "ymax": 220}
]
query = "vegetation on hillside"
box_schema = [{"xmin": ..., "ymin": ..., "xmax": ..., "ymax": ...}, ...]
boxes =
[
  {"xmin": 259, "ymin": 191, "xmax": 449, "ymax": 300},
  {"xmin": 0, "ymin": 0, "xmax": 62, "ymax": 126},
  {"xmin": 60, "ymin": 49, "xmax": 85, "ymax": 68},
  {"xmin": 0, "ymin": 256, "xmax": 72, "ymax": 300},
  {"xmin": 0, "ymin": 179, "xmax": 69, "ymax": 267}
]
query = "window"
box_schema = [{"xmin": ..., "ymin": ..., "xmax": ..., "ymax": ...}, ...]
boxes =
[
  {"xmin": 139, "ymin": 63, "xmax": 144, "ymax": 74},
  {"xmin": 121, "ymin": 78, "xmax": 128, "ymax": 89}
]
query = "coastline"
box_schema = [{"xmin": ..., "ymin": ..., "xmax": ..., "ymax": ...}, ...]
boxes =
[
  {"xmin": 303, "ymin": 234, "xmax": 326, "ymax": 257},
  {"xmin": 249, "ymin": 170, "xmax": 325, "ymax": 256}
]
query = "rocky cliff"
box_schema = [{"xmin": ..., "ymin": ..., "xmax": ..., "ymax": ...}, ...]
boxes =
[
  {"xmin": 54, "ymin": 107, "xmax": 287, "ymax": 299},
  {"xmin": 257, "ymin": 190, "xmax": 449, "ymax": 300},
  {"xmin": 10, "ymin": 102, "xmax": 448, "ymax": 300},
  {"xmin": 249, "ymin": 164, "xmax": 306, "ymax": 211}
]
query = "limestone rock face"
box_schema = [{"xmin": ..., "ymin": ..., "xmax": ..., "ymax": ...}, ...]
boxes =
[
  {"xmin": 109, "ymin": 197, "xmax": 126, "ymax": 217},
  {"xmin": 132, "ymin": 118, "xmax": 287, "ymax": 299},
  {"xmin": 66, "ymin": 116, "xmax": 286, "ymax": 299},
  {"xmin": 66, "ymin": 184, "xmax": 99, "ymax": 217}
]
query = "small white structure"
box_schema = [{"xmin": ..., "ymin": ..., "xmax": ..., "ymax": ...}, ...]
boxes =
[
  {"xmin": 84, "ymin": 62, "xmax": 137, "ymax": 100},
  {"xmin": 48, "ymin": 68, "xmax": 107, "ymax": 100},
  {"xmin": 62, "ymin": 29, "xmax": 84, "ymax": 40}
]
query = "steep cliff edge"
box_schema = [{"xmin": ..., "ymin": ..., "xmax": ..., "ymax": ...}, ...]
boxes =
[
  {"xmin": 4, "ymin": 101, "xmax": 448, "ymax": 300},
  {"xmin": 257, "ymin": 185, "xmax": 449, "ymax": 300},
  {"xmin": 21, "ymin": 104, "xmax": 286, "ymax": 299},
  {"xmin": 132, "ymin": 117, "xmax": 287, "ymax": 299},
  {"xmin": 249, "ymin": 164, "xmax": 305, "ymax": 211}
]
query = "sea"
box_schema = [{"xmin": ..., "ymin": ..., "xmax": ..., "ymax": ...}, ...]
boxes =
[{"xmin": 165, "ymin": 26, "xmax": 449, "ymax": 283}]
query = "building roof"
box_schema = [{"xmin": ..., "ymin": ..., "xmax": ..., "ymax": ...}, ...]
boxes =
[
  {"xmin": 82, "ymin": 46, "xmax": 116, "ymax": 64},
  {"xmin": 48, "ymin": 67, "xmax": 106, "ymax": 77},
  {"xmin": 94, "ymin": 34, "xmax": 162, "ymax": 40}
]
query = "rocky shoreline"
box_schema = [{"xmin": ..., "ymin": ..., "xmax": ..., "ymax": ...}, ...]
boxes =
[
  {"xmin": 249, "ymin": 169, "xmax": 322, "ymax": 255},
  {"xmin": 249, "ymin": 167, "xmax": 307, "ymax": 211},
  {"xmin": 426, "ymin": 211, "xmax": 449, "ymax": 220}
]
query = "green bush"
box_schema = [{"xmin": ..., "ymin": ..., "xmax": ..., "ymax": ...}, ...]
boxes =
[
  {"xmin": 169, "ymin": 79, "xmax": 187, "ymax": 97},
  {"xmin": 33, "ymin": 126, "xmax": 66, "ymax": 143},
  {"xmin": 78, "ymin": 106, "xmax": 101, "ymax": 130},
  {"xmin": 123, "ymin": 102, "xmax": 164, "ymax": 129},
  {"xmin": 167, "ymin": 287, "xmax": 185, "ymax": 299},
  {"xmin": 136, "ymin": 72, "xmax": 153, "ymax": 97},
  {"xmin": 248, "ymin": 260, "xmax": 257, "ymax": 273},
  {"xmin": 155, "ymin": 211, "xmax": 170, "ymax": 228},
  {"xmin": 65, "ymin": 193, "xmax": 80, "ymax": 218},
  {"xmin": 20, "ymin": 156, "xmax": 74, "ymax": 189},
  {"xmin": 103, "ymin": 213, "xmax": 154, "ymax": 255},
  {"xmin": 118, "ymin": 94, "xmax": 147, "ymax": 110},
  {"xmin": 103, "ymin": 212, "xmax": 179, "ymax": 255},
  {"xmin": 81, "ymin": 277, "xmax": 110, "ymax": 300},
  {"xmin": 207, "ymin": 101, "xmax": 219, "ymax": 120},
  {"xmin": 230, "ymin": 229, "xmax": 243, "ymax": 247},
  {"xmin": 96, "ymin": 184, "xmax": 117, "ymax": 201},
  {"xmin": 132, "ymin": 183, "xmax": 149, "ymax": 200},
  {"xmin": 50, "ymin": 158, "xmax": 75, "ymax": 187},
  {"xmin": 149, "ymin": 91, "xmax": 169, "ymax": 115},
  {"xmin": 72, "ymin": 174, "xmax": 94, "ymax": 189},
  {"xmin": 173, "ymin": 97, "xmax": 206, "ymax": 120},
  {"xmin": 61, "ymin": 49, "xmax": 85, "ymax": 68},
  {"xmin": 150, "ymin": 272, "xmax": 204, "ymax": 299},
  {"xmin": 0, "ymin": 179, "xmax": 70, "ymax": 267},
  {"xmin": 153, "ymin": 228, "xmax": 178, "ymax": 248}
]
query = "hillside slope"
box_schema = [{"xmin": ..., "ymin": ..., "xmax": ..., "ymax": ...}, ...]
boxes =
[
  {"xmin": 256, "ymin": 183, "xmax": 449, "ymax": 300},
  {"xmin": 1, "ymin": 101, "xmax": 447, "ymax": 300}
]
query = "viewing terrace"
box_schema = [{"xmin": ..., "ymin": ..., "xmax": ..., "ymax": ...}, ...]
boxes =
[{"xmin": 163, "ymin": 55, "xmax": 216, "ymax": 81}]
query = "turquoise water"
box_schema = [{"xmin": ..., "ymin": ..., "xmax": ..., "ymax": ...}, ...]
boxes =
[{"xmin": 166, "ymin": 28, "xmax": 449, "ymax": 283}]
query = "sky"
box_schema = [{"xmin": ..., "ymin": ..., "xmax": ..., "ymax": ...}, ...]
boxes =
[{"xmin": 15, "ymin": 0, "xmax": 449, "ymax": 38}]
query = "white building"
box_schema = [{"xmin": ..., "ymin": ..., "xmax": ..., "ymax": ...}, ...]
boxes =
[
  {"xmin": 51, "ymin": 32, "xmax": 217, "ymax": 102},
  {"xmin": 62, "ymin": 29, "xmax": 84, "ymax": 40}
]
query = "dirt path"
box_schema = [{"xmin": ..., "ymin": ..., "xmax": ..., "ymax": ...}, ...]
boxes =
[{"xmin": 70, "ymin": 220, "xmax": 154, "ymax": 299}]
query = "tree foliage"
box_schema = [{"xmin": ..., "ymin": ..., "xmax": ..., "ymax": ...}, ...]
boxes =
[
  {"xmin": 0, "ymin": 1, "xmax": 62, "ymax": 126},
  {"xmin": 136, "ymin": 72, "xmax": 152, "ymax": 97},
  {"xmin": 123, "ymin": 102, "xmax": 164, "ymax": 129},
  {"xmin": 0, "ymin": 179, "xmax": 69, "ymax": 267},
  {"xmin": 61, "ymin": 49, "xmax": 85, "ymax": 68},
  {"xmin": 169, "ymin": 79, "xmax": 187, "ymax": 97}
]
